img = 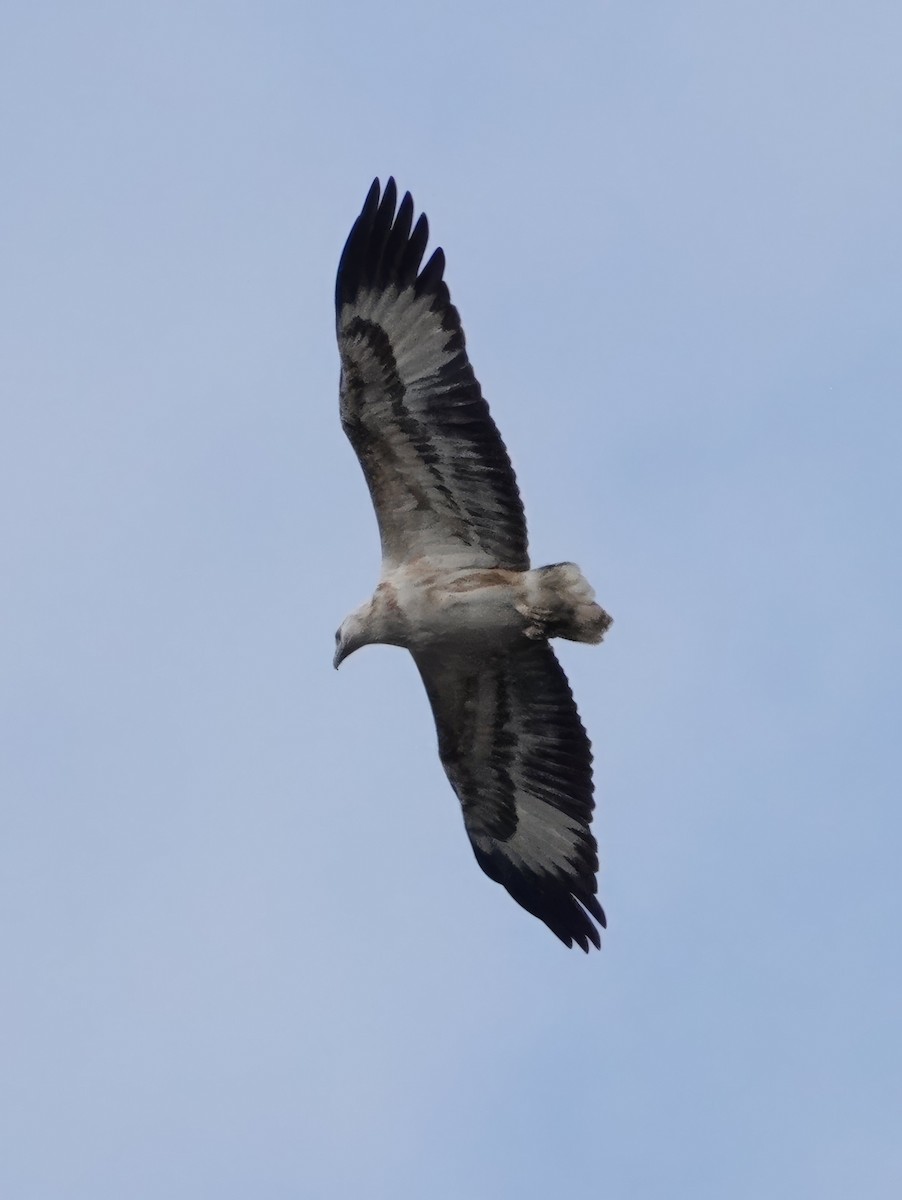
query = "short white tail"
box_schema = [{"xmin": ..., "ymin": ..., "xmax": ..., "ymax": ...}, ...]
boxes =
[{"xmin": 517, "ymin": 563, "xmax": 613, "ymax": 644}]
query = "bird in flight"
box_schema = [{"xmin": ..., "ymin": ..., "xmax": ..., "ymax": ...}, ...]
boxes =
[{"xmin": 334, "ymin": 179, "xmax": 612, "ymax": 950}]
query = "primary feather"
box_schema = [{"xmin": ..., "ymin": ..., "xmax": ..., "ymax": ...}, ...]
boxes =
[
  {"xmin": 334, "ymin": 179, "xmax": 612, "ymax": 950},
  {"xmin": 336, "ymin": 177, "xmax": 528, "ymax": 571}
]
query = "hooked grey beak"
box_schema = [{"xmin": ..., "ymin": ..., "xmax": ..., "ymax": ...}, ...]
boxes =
[{"xmin": 333, "ymin": 643, "xmax": 347, "ymax": 670}]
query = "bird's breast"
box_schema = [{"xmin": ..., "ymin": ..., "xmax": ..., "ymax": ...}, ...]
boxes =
[{"xmin": 387, "ymin": 566, "xmax": 528, "ymax": 653}]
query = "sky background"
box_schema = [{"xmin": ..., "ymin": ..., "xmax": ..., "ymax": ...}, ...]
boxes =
[{"xmin": 2, "ymin": 2, "xmax": 901, "ymax": 1196}]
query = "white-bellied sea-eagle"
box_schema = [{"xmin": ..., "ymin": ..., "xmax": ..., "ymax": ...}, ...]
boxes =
[{"xmin": 333, "ymin": 179, "xmax": 612, "ymax": 951}]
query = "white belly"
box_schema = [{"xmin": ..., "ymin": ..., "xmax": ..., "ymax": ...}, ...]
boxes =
[{"xmin": 391, "ymin": 568, "xmax": 527, "ymax": 653}]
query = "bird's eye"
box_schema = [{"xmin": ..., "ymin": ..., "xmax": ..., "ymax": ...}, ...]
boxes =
[{"xmin": 335, "ymin": 629, "xmax": 341, "ymax": 644}]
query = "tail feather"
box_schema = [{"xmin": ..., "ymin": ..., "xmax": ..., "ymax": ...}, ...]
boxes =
[{"xmin": 517, "ymin": 563, "xmax": 612, "ymax": 644}]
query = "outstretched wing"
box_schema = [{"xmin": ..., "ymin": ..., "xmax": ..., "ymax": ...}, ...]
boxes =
[
  {"xmin": 413, "ymin": 641, "xmax": 605, "ymax": 951},
  {"xmin": 336, "ymin": 178, "xmax": 529, "ymax": 571}
]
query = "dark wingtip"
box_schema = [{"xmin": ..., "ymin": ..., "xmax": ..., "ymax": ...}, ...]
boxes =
[
  {"xmin": 337, "ymin": 178, "xmax": 446, "ymax": 316},
  {"xmin": 336, "ymin": 178, "xmax": 383, "ymax": 312},
  {"xmin": 415, "ymin": 246, "xmax": 446, "ymax": 297},
  {"xmin": 584, "ymin": 892, "xmax": 607, "ymax": 930},
  {"xmin": 474, "ymin": 845, "xmax": 606, "ymax": 953},
  {"xmin": 398, "ymin": 211, "xmax": 429, "ymax": 286}
]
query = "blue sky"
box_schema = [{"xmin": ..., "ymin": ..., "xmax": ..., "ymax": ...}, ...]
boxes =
[{"xmin": 2, "ymin": 2, "xmax": 900, "ymax": 1196}]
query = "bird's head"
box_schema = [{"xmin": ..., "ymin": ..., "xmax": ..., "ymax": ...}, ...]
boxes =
[{"xmin": 333, "ymin": 604, "xmax": 372, "ymax": 669}]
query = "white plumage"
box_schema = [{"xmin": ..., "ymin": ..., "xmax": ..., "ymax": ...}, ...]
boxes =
[{"xmin": 333, "ymin": 179, "xmax": 612, "ymax": 950}]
